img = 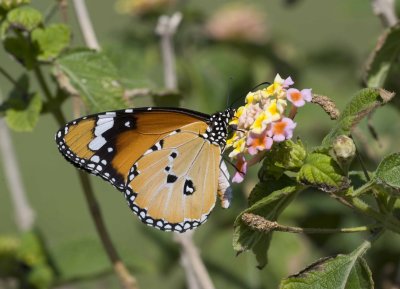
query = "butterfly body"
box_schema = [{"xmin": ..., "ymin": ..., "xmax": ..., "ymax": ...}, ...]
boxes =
[{"xmin": 55, "ymin": 107, "xmax": 235, "ymax": 232}]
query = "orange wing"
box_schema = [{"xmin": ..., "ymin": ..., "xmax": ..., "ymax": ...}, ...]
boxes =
[
  {"xmin": 55, "ymin": 108, "xmax": 209, "ymax": 190},
  {"xmin": 124, "ymin": 121, "xmax": 222, "ymax": 232}
]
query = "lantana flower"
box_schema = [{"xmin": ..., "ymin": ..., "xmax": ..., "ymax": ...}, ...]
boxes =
[{"xmin": 226, "ymin": 74, "xmax": 312, "ymax": 183}]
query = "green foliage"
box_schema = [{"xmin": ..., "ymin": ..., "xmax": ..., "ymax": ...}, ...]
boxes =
[
  {"xmin": 233, "ymin": 176, "xmax": 300, "ymax": 268},
  {"xmin": 4, "ymin": 92, "xmax": 42, "ymax": 131},
  {"xmin": 364, "ymin": 24, "xmax": 400, "ymax": 88},
  {"xmin": 321, "ymin": 88, "xmax": 394, "ymax": 149},
  {"xmin": 0, "ymin": 1, "xmax": 400, "ymax": 289},
  {"xmin": 297, "ymin": 152, "xmax": 349, "ymax": 193},
  {"xmin": 6, "ymin": 6, "xmax": 42, "ymax": 31},
  {"xmin": 32, "ymin": 24, "xmax": 71, "ymax": 62},
  {"xmin": 280, "ymin": 242, "xmax": 374, "ymax": 289},
  {"xmin": 374, "ymin": 152, "xmax": 400, "ymax": 189},
  {"xmin": 55, "ymin": 50, "xmax": 126, "ymax": 112},
  {"xmin": 0, "ymin": 232, "xmax": 54, "ymax": 289}
]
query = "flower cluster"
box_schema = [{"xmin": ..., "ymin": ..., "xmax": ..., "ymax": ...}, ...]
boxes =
[{"xmin": 226, "ymin": 74, "xmax": 312, "ymax": 183}]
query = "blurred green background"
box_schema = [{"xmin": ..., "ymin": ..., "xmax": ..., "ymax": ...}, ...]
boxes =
[{"xmin": 1, "ymin": 0, "xmax": 400, "ymax": 288}]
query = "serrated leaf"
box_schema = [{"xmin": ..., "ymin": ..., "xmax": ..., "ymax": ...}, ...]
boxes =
[
  {"xmin": 297, "ymin": 153, "xmax": 349, "ymax": 193},
  {"xmin": 4, "ymin": 35, "xmax": 36, "ymax": 69},
  {"xmin": 374, "ymin": 152, "xmax": 400, "ymax": 189},
  {"xmin": 260, "ymin": 139, "xmax": 307, "ymax": 180},
  {"xmin": 321, "ymin": 88, "xmax": 394, "ymax": 148},
  {"xmin": 55, "ymin": 50, "xmax": 126, "ymax": 112},
  {"xmin": 280, "ymin": 242, "xmax": 374, "ymax": 289},
  {"xmin": 364, "ymin": 24, "xmax": 400, "ymax": 88},
  {"xmin": 5, "ymin": 92, "xmax": 42, "ymax": 132},
  {"xmin": 7, "ymin": 6, "xmax": 42, "ymax": 31},
  {"xmin": 31, "ymin": 24, "xmax": 71, "ymax": 62},
  {"xmin": 233, "ymin": 176, "xmax": 299, "ymax": 268}
]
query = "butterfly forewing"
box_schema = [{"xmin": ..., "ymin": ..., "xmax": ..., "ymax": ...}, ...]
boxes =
[
  {"xmin": 125, "ymin": 121, "xmax": 221, "ymax": 232},
  {"xmin": 56, "ymin": 108, "xmax": 208, "ymax": 190}
]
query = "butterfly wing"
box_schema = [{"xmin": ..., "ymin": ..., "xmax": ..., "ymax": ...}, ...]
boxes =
[
  {"xmin": 55, "ymin": 107, "xmax": 223, "ymax": 232},
  {"xmin": 55, "ymin": 108, "xmax": 210, "ymax": 190},
  {"xmin": 125, "ymin": 121, "xmax": 221, "ymax": 232}
]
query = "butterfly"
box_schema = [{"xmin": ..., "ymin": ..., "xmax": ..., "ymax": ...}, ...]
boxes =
[{"xmin": 55, "ymin": 107, "xmax": 236, "ymax": 233}]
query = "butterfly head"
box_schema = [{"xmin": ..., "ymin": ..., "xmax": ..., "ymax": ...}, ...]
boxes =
[{"xmin": 205, "ymin": 108, "xmax": 236, "ymax": 148}]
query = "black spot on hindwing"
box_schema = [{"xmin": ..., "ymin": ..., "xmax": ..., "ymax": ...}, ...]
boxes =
[
  {"xmin": 167, "ymin": 174, "xmax": 178, "ymax": 183},
  {"xmin": 183, "ymin": 179, "xmax": 195, "ymax": 195}
]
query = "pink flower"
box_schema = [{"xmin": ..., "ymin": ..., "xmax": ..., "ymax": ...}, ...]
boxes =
[
  {"xmin": 246, "ymin": 131, "xmax": 273, "ymax": 155},
  {"xmin": 283, "ymin": 76, "xmax": 294, "ymax": 88},
  {"xmin": 267, "ymin": 117, "xmax": 296, "ymax": 142},
  {"xmin": 232, "ymin": 154, "xmax": 247, "ymax": 183},
  {"xmin": 287, "ymin": 88, "xmax": 312, "ymax": 107}
]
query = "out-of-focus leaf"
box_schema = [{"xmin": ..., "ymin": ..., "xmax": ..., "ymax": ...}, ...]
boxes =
[
  {"xmin": 4, "ymin": 35, "xmax": 36, "ymax": 69},
  {"xmin": 321, "ymin": 88, "xmax": 394, "ymax": 149},
  {"xmin": 0, "ymin": 0, "xmax": 30, "ymax": 11},
  {"xmin": 280, "ymin": 242, "xmax": 374, "ymax": 289},
  {"xmin": 374, "ymin": 152, "xmax": 400, "ymax": 189},
  {"xmin": 297, "ymin": 152, "xmax": 349, "ymax": 193},
  {"xmin": 55, "ymin": 49, "xmax": 126, "ymax": 112},
  {"xmin": 233, "ymin": 175, "xmax": 299, "ymax": 269},
  {"xmin": 5, "ymin": 91, "xmax": 42, "ymax": 132},
  {"xmin": 6, "ymin": 6, "xmax": 42, "ymax": 31},
  {"xmin": 31, "ymin": 24, "xmax": 71, "ymax": 61},
  {"xmin": 364, "ymin": 24, "xmax": 400, "ymax": 88}
]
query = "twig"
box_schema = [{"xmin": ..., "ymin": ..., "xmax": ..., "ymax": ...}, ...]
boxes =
[
  {"xmin": 0, "ymin": 119, "xmax": 35, "ymax": 231},
  {"xmin": 155, "ymin": 12, "xmax": 182, "ymax": 90},
  {"xmin": 156, "ymin": 12, "xmax": 215, "ymax": 289},
  {"xmin": 311, "ymin": 94, "xmax": 340, "ymax": 120},
  {"xmin": 78, "ymin": 172, "xmax": 138, "ymax": 289},
  {"xmin": 241, "ymin": 213, "xmax": 381, "ymax": 234},
  {"xmin": 371, "ymin": 0, "xmax": 398, "ymax": 27},
  {"xmin": 34, "ymin": 65, "xmax": 138, "ymax": 289},
  {"xmin": 174, "ymin": 232, "xmax": 215, "ymax": 289},
  {"xmin": 71, "ymin": 0, "xmax": 100, "ymax": 50}
]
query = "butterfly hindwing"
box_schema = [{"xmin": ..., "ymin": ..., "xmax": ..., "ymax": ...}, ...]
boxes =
[{"xmin": 124, "ymin": 121, "xmax": 221, "ymax": 232}]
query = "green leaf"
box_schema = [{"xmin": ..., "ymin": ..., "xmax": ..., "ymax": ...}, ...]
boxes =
[
  {"xmin": 0, "ymin": 0, "xmax": 30, "ymax": 11},
  {"xmin": 7, "ymin": 6, "xmax": 42, "ymax": 31},
  {"xmin": 233, "ymin": 176, "xmax": 299, "ymax": 268},
  {"xmin": 321, "ymin": 88, "xmax": 394, "ymax": 149},
  {"xmin": 31, "ymin": 24, "xmax": 71, "ymax": 62},
  {"xmin": 260, "ymin": 139, "xmax": 307, "ymax": 180},
  {"xmin": 364, "ymin": 24, "xmax": 400, "ymax": 88},
  {"xmin": 55, "ymin": 49, "xmax": 126, "ymax": 112},
  {"xmin": 5, "ymin": 92, "xmax": 42, "ymax": 132},
  {"xmin": 280, "ymin": 242, "xmax": 374, "ymax": 289},
  {"xmin": 374, "ymin": 152, "xmax": 400, "ymax": 189},
  {"xmin": 4, "ymin": 34, "xmax": 36, "ymax": 69},
  {"xmin": 297, "ymin": 152, "xmax": 349, "ymax": 193}
]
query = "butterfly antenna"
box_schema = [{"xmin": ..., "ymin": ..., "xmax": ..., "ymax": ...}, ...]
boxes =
[
  {"xmin": 229, "ymin": 81, "xmax": 271, "ymax": 108},
  {"xmin": 226, "ymin": 77, "xmax": 234, "ymax": 108}
]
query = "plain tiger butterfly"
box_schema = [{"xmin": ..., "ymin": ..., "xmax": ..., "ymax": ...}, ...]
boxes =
[{"xmin": 55, "ymin": 107, "xmax": 235, "ymax": 232}]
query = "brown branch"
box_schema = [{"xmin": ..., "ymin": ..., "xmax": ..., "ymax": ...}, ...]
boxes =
[
  {"xmin": 311, "ymin": 94, "xmax": 340, "ymax": 120},
  {"xmin": 241, "ymin": 213, "xmax": 381, "ymax": 234}
]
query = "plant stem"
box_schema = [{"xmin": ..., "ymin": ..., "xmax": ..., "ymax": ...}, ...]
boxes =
[
  {"xmin": 34, "ymin": 65, "xmax": 138, "ymax": 289},
  {"xmin": 351, "ymin": 180, "xmax": 375, "ymax": 197},
  {"xmin": 0, "ymin": 65, "xmax": 18, "ymax": 85},
  {"xmin": 349, "ymin": 197, "xmax": 400, "ymax": 234},
  {"xmin": 241, "ymin": 213, "xmax": 381, "ymax": 234},
  {"xmin": 78, "ymin": 172, "xmax": 138, "ymax": 289}
]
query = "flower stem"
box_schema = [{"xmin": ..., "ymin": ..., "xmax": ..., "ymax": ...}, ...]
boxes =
[{"xmin": 241, "ymin": 213, "xmax": 381, "ymax": 234}]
